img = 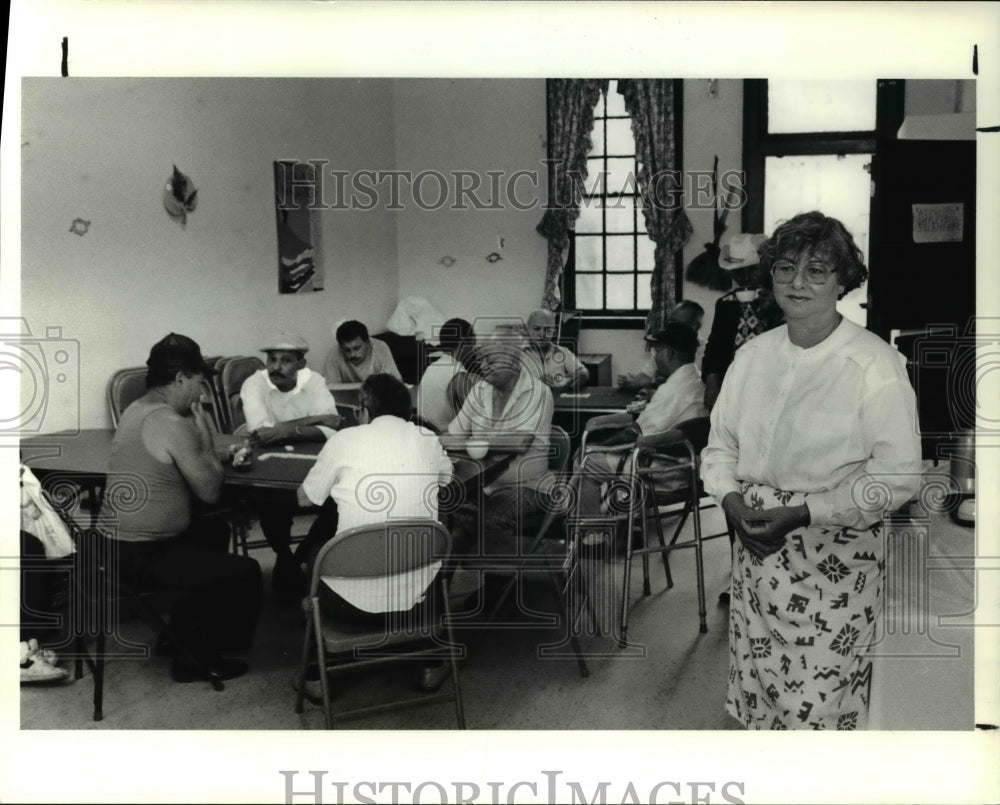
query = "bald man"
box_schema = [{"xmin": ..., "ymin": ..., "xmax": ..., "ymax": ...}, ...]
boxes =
[{"xmin": 523, "ymin": 309, "xmax": 589, "ymax": 392}]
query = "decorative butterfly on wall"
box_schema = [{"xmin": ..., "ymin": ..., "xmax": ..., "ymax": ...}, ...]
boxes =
[{"xmin": 163, "ymin": 165, "xmax": 198, "ymax": 227}]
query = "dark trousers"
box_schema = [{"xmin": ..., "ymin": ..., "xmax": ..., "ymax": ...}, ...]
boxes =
[
  {"xmin": 107, "ymin": 516, "xmax": 262, "ymax": 657},
  {"xmin": 20, "ymin": 530, "xmax": 73, "ymax": 643}
]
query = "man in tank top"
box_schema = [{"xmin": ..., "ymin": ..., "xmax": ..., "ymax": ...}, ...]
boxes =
[{"xmin": 105, "ymin": 333, "xmax": 262, "ymax": 683}]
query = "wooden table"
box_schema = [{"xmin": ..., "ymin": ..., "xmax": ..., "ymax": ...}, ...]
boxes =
[
  {"xmin": 552, "ymin": 386, "xmax": 637, "ymax": 450},
  {"xmin": 20, "ymin": 429, "xmax": 515, "ymax": 512}
]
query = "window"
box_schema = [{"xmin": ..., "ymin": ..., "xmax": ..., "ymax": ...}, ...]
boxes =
[
  {"xmin": 564, "ymin": 81, "xmax": 657, "ymax": 327},
  {"xmin": 743, "ymin": 79, "xmax": 904, "ymax": 327}
]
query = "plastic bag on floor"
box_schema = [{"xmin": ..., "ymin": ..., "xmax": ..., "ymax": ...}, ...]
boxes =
[{"xmin": 20, "ymin": 466, "xmax": 76, "ymax": 560}]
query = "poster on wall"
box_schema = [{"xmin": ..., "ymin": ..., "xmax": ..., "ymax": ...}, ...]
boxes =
[
  {"xmin": 911, "ymin": 202, "xmax": 964, "ymax": 243},
  {"xmin": 273, "ymin": 160, "xmax": 324, "ymax": 293}
]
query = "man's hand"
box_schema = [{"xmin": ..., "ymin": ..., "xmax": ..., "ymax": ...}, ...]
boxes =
[
  {"xmin": 189, "ymin": 400, "xmax": 215, "ymax": 449},
  {"xmin": 722, "ymin": 491, "xmax": 809, "ymax": 560},
  {"xmin": 248, "ymin": 423, "xmax": 292, "ymax": 447}
]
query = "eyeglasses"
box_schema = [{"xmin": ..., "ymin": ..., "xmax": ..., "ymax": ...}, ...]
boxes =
[{"xmin": 771, "ymin": 260, "xmax": 837, "ymax": 286}]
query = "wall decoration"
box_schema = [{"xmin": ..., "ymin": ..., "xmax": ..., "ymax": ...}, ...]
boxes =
[
  {"xmin": 485, "ymin": 252, "xmax": 503, "ymax": 263},
  {"xmin": 69, "ymin": 218, "xmax": 90, "ymax": 236},
  {"xmin": 163, "ymin": 165, "xmax": 198, "ymax": 227},
  {"xmin": 912, "ymin": 203, "xmax": 964, "ymax": 243},
  {"xmin": 273, "ymin": 161, "xmax": 324, "ymax": 294},
  {"xmin": 439, "ymin": 255, "xmax": 456, "ymax": 268}
]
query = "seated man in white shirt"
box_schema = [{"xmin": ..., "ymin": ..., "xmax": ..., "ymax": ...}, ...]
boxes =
[
  {"xmin": 523, "ymin": 308, "xmax": 589, "ymax": 392},
  {"xmin": 442, "ymin": 334, "xmax": 555, "ymax": 552},
  {"xmin": 323, "ymin": 320, "xmax": 402, "ymax": 384},
  {"xmin": 575, "ymin": 322, "xmax": 708, "ymax": 523},
  {"xmin": 295, "ymin": 373, "xmax": 454, "ymax": 616},
  {"xmin": 617, "ymin": 300, "xmax": 704, "ymax": 394},
  {"xmin": 414, "ymin": 317, "xmax": 481, "ymax": 432},
  {"xmin": 239, "ymin": 332, "xmax": 342, "ymax": 600}
]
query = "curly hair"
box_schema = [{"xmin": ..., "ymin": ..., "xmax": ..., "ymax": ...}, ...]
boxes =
[{"xmin": 757, "ymin": 211, "xmax": 869, "ymax": 299}]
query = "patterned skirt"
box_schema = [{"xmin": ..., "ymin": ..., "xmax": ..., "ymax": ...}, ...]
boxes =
[{"xmin": 727, "ymin": 483, "xmax": 885, "ymax": 730}]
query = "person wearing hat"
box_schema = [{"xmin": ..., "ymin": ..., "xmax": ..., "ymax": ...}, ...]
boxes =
[
  {"xmin": 239, "ymin": 331, "xmax": 342, "ymax": 600},
  {"xmin": 105, "ymin": 333, "xmax": 262, "ymax": 683},
  {"xmin": 617, "ymin": 300, "xmax": 705, "ymax": 394},
  {"xmin": 240, "ymin": 331, "xmax": 342, "ymax": 447},
  {"xmin": 702, "ymin": 232, "xmax": 784, "ymax": 411},
  {"xmin": 573, "ymin": 322, "xmax": 708, "ymax": 524}
]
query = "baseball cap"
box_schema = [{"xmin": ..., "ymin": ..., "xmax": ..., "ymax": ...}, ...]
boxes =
[
  {"xmin": 146, "ymin": 333, "xmax": 216, "ymax": 377},
  {"xmin": 260, "ymin": 331, "xmax": 310, "ymax": 354}
]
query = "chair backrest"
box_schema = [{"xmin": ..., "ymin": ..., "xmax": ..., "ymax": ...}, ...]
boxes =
[
  {"xmin": 220, "ymin": 356, "xmax": 265, "ymax": 433},
  {"xmin": 311, "ymin": 520, "xmax": 451, "ymax": 594},
  {"xmin": 107, "ymin": 367, "xmax": 148, "ymax": 428},
  {"xmin": 549, "ymin": 425, "xmax": 571, "ymax": 475}
]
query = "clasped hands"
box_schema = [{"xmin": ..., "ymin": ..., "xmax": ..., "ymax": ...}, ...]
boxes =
[
  {"xmin": 248, "ymin": 415, "xmax": 343, "ymax": 447},
  {"xmin": 722, "ymin": 491, "xmax": 810, "ymax": 560}
]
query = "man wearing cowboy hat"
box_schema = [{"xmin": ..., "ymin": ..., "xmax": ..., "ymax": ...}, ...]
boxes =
[
  {"xmin": 240, "ymin": 331, "xmax": 342, "ymax": 446},
  {"xmin": 239, "ymin": 331, "xmax": 342, "ymax": 600}
]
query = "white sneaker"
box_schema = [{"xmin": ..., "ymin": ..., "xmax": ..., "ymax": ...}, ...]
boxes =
[
  {"xmin": 20, "ymin": 644, "xmax": 69, "ymax": 685},
  {"xmin": 27, "ymin": 638, "xmax": 59, "ymax": 666}
]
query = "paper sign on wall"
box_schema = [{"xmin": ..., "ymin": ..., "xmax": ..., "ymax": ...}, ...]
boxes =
[{"xmin": 912, "ymin": 203, "xmax": 964, "ymax": 243}]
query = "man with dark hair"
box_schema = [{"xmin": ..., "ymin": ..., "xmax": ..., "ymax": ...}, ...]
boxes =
[
  {"xmin": 239, "ymin": 331, "xmax": 342, "ymax": 599},
  {"xmin": 415, "ymin": 317, "xmax": 481, "ymax": 431},
  {"xmin": 294, "ymin": 373, "xmax": 453, "ymax": 600},
  {"xmin": 323, "ymin": 319, "xmax": 402, "ymax": 383},
  {"xmin": 105, "ymin": 333, "xmax": 262, "ymax": 683}
]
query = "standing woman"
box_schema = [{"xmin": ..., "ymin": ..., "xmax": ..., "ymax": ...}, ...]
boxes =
[{"xmin": 701, "ymin": 211, "xmax": 922, "ymax": 730}]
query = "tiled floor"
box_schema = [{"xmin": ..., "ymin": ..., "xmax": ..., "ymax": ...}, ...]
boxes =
[
  {"xmin": 22, "ymin": 506, "xmax": 738, "ymax": 730},
  {"xmin": 21, "ymin": 492, "xmax": 976, "ymax": 731}
]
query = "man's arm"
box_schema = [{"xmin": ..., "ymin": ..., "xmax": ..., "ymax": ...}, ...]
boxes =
[
  {"xmin": 240, "ymin": 373, "xmax": 274, "ymax": 432},
  {"xmin": 248, "ymin": 414, "xmax": 343, "ymax": 446},
  {"xmin": 159, "ymin": 403, "xmax": 224, "ymax": 504}
]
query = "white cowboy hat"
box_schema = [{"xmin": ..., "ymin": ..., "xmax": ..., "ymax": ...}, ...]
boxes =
[{"xmin": 718, "ymin": 233, "xmax": 767, "ymax": 270}]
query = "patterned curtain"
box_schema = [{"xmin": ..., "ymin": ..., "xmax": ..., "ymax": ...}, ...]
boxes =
[
  {"xmin": 536, "ymin": 79, "xmax": 608, "ymax": 311},
  {"xmin": 618, "ymin": 79, "xmax": 693, "ymax": 335}
]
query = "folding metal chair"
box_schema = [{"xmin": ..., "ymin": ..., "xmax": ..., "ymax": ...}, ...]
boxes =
[
  {"xmin": 474, "ymin": 426, "xmax": 596, "ymax": 678},
  {"xmin": 295, "ymin": 520, "xmax": 466, "ymax": 728}
]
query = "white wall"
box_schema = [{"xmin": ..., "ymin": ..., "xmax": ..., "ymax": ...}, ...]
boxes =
[
  {"xmin": 393, "ymin": 79, "xmax": 549, "ymax": 333},
  {"xmin": 21, "ymin": 78, "xmax": 400, "ymax": 431}
]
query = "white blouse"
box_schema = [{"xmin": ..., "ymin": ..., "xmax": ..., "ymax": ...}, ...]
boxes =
[{"xmin": 701, "ymin": 319, "xmax": 922, "ymax": 530}]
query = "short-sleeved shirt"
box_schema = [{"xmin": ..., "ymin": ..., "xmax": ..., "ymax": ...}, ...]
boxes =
[
  {"xmin": 524, "ymin": 343, "xmax": 587, "ymax": 388},
  {"xmin": 301, "ymin": 415, "xmax": 454, "ymax": 612},
  {"xmin": 447, "ymin": 368, "xmax": 554, "ymax": 489},
  {"xmin": 636, "ymin": 362, "xmax": 708, "ymax": 436},
  {"xmin": 239, "ymin": 368, "xmax": 338, "ymax": 438},
  {"xmin": 323, "ymin": 338, "xmax": 401, "ymax": 383}
]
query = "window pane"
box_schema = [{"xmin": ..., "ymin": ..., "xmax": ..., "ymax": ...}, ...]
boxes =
[
  {"xmin": 606, "ymin": 274, "xmax": 635, "ymax": 309},
  {"xmin": 636, "ymin": 273, "xmax": 652, "ymax": 310},
  {"xmin": 764, "ymin": 153, "xmax": 872, "ymax": 327},
  {"xmin": 575, "ymin": 204, "xmax": 603, "ymax": 234},
  {"xmin": 576, "ymin": 273, "xmax": 603, "ymax": 309},
  {"xmin": 605, "ymin": 81, "xmax": 627, "ymax": 116},
  {"xmin": 605, "ymin": 198, "xmax": 636, "ymax": 233},
  {"xmin": 768, "ymin": 80, "xmax": 877, "ymax": 133},
  {"xmin": 606, "ymin": 118, "xmax": 635, "ymax": 156},
  {"xmin": 606, "ymin": 235, "xmax": 635, "ymax": 271},
  {"xmin": 574, "ymin": 235, "xmax": 602, "ymax": 271},
  {"xmin": 605, "ymin": 157, "xmax": 636, "ymax": 193},
  {"xmin": 636, "ymin": 234, "xmax": 655, "ymax": 271},
  {"xmin": 585, "ymin": 158, "xmax": 607, "ymax": 195}
]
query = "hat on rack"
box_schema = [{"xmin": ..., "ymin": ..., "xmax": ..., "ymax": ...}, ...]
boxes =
[
  {"xmin": 260, "ymin": 331, "xmax": 310, "ymax": 354},
  {"xmin": 718, "ymin": 233, "xmax": 767, "ymax": 270}
]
